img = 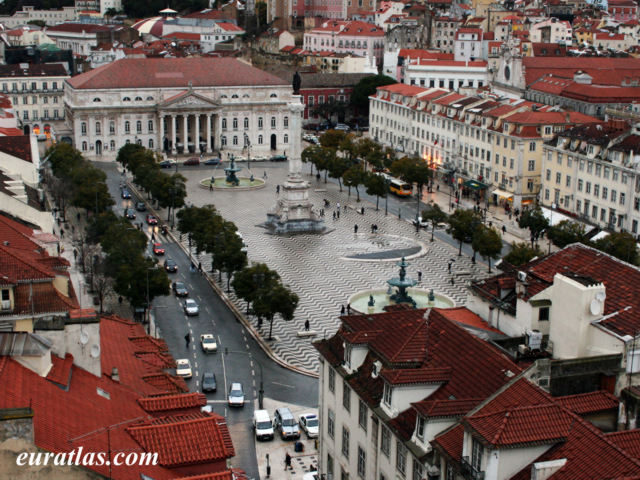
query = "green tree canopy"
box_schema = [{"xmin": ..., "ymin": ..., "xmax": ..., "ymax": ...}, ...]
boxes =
[
  {"xmin": 504, "ymin": 242, "xmax": 543, "ymax": 266},
  {"xmin": 350, "ymin": 75, "xmax": 396, "ymax": 112},
  {"xmin": 365, "ymin": 173, "xmax": 388, "ymax": 210},
  {"xmin": 472, "ymin": 225, "xmax": 503, "ymax": 272},
  {"xmin": 447, "ymin": 208, "xmax": 482, "ymax": 255},
  {"xmin": 593, "ymin": 231, "xmax": 640, "ymax": 265},
  {"xmin": 343, "ymin": 165, "xmax": 368, "ymax": 201},
  {"xmin": 253, "ymin": 283, "xmax": 299, "ymax": 340},
  {"xmin": 547, "ymin": 220, "xmax": 587, "ymax": 248},
  {"xmin": 232, "ymin": 263, "xmax": 280, "ymax": 314},
  {"xmin": 518, "ymin": 207, "xmax": 550, "ymax": 248},
  {"xmin": 422, "ymin": 203, "xmax": 448, "ymax": 241},
  {"xmin": 46, "ymin": 142, "xmax": 83, "ymax": 177}
]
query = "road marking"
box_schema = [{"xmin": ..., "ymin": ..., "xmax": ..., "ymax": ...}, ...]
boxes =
[
  {"xmin": 251, "ymin": 370, "xmax": 255, "ymax": 377},
  {"xmin": 194, "ymin": 361, "xmax": 198, "ymax": 369},
  {"xmin": 252, "ymin": 380, "xmax": 256, "ymax": 388},
  {"xmin": 245, "ymin": 343, "xmax": 249, "ymax": 349},
  {"xmin": 250, "ymin": 360, "xmax": 254, "ymax": 368},
  {"xmin": 271, "ymin": 381, "xmax": 295, "ymax": 389},
  {"xmin": 221, "ymin": 347, "xmax": 228, "ymax": 396}
]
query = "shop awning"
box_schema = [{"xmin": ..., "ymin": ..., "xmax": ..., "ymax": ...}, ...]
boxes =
[
  {"xmin": 463, "ymin": 179, "xmax": 489, "ymax": 190},
  {"xmin": 492, "ymin": 189, "xmax": 513, "ymax": 199}
]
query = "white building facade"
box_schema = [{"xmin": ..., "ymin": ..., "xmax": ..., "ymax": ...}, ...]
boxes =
[{"xmin": 64, "ymin": 57, "xmax": 299, "ymax": 160}]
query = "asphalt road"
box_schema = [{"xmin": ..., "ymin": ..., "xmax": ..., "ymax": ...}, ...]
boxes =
[{"xmin": 99, "ymin": 162, "xmax": 319, "ymax": 479}]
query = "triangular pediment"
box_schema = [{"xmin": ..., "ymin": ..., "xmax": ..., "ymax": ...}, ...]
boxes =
[{"xmin": 159, "ymin": 90, "xmax": 219, "ymax": 109}]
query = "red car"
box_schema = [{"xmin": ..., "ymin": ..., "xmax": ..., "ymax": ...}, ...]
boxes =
[
  {"xmin": 184, "ymin": 157, "xmax": 200, "ymax": 166},
  {"xmin": 146, "ymin": 214, "xmax": 158, "ymax": 225},
  {"xmin": 153, "ymin": 243, "xmax": 165, "ymax": 255}
]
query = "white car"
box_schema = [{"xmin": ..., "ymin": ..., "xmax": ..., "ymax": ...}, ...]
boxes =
[
  {"xmin": 299, "ymin": 413, "xmax": 319, "ymax": 438},
  {"xmin": 200, "ymin": 334, "xmax": 218, "ymax": 353},
  {"xmin": 228, "ymin": 382, "xmax": 245, "ymax": 407},
  {"xmin": 176, "ymin": 358, "xmax": 192, "ymax": 378},
  {"xmin": 251, "ymin": 155, "xmax": 268, "ymax": 162},
  {"xmin": 184, "ymin": 299, "xmax": 199, "ymax": 316}
]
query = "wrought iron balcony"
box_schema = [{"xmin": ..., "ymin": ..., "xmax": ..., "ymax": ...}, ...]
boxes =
[{"xmin": 461, "ymin": 456, "xmax": 485, "ymax": 480}]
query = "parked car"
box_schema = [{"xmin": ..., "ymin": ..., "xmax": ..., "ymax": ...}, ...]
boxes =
[
  {"xmin": 135, "ymin": 202, "xmax": 147, "ymax": 212},
  {"xmin": 228, "ymin": 383, "xmax": 245, "ymax": 407},
  {"xmin": 270, "ymin": 154, "xmax": 287, "ymax": 162},
  {"xmin": 175, "ymin": 358, "xmax": 192, "ymax": 378},
  {"xmin": 298, "ymin": 413, "xmax": 319, "ymax": 438},
  {"xmin": 202, "ymin": 372, "xmax": 217, "ymax": 392},
  {"xmin": 124, "ymin": 208, "xmax": 136, "ymax": 220},
  {"xmin": 146, "ymin": 214, "xmax": 158, "ymax": 225},
  {"xmin": 172, "ymin": 281, "xmax": 188, "ymax": 297},
  {"xmin": 251, "ymin": 155, "xmax": 268, "ymax": 162},
  {"xmin": 159, "ymin": 159, "xmax": 176, "ymax": 168},
  {"xmin": 200, "ymin": 333, "xmax": 217, "ymax": 353},
  {"xmin": 412, "ymin": 216, "xmax": 429, "ymax": 229},
  {"xmin": 183, "ymin": 157, "xmax": 200, "ymax": 166},
  {"xmin": 152, "ymin": 243, "xmax": 165, "ymax": 255},
  {"xmin": 253, "ymin": 410, "xmax": 275, "ymax": 441},
  {"xmin": 184, "ymin": 298, "xmax": 199, "ymax": 316},
  {"xmin": 335, "ymin": 123, "xmax": 350, "ymax": 131},
  {"xmin": 164, "ymin": 258, "xmax": 178, "ymax": 272},
  {"xmin": 121, "ymin": 188, "xmax": 132, "ymax": 199},
  {"xmin": 204, "ymin": 157, "xmax": 221, "ymax": 165},
  {"xmin": 274, "ymin": 407, "xmax": 300, "ymax": 439}
]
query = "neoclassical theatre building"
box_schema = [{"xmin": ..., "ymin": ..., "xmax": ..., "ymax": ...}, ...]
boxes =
[{"xmin": 64, "ymin": 57, "xmax": 299, "ymax": 159}]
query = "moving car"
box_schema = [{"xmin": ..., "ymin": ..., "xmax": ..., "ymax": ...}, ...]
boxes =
[
  {"xmin": 164, "ymin": 258, "xmax": 178, "ymax": 272},
  {"xmin": 202, "ymin": 372, "xmax": 217, "ymax": 393},
  {"xmin": 270, "ymin": 154, "xmax": 287, "ymax": 162},
  {"xmin": 274, "ymin": 407, "xmax": 300, "ymax": 439},
  {"xmin": 172, "ymin": 281, "xmax": 188, "ymax": 296},
  {"xmin": 412, "ymin": 216, "xmax": 429, "ymax": 229},
  {"xmin": 228, "ymin": 383, "xmax": 245, "ymax": 407},
  {"xmin": 146, "ymin": 214, "xmax": 158, "ymax": 225},
  {"xmin": 121, "ymin": 188, "xmax": 132, "ymax": 199},
  {"xmin": 135, "ymin": 202, "xmax": 147, "ymax": 212},
  {"xmin": 159, "ymin": 159, "xmax": 176, "ymax": 168},
  {"xmin": 152, "ymin": 243, "xmax": 165, "ymax": 255},
  {"xmin": 175, "ymin": 358, "xmax": 192, "ymax": 378},
  {"xmin": 184, "ymin": 157, "xmax": 200, "ymax": 166},
  {"xmin": 200, "ymin": 333, "xmax": 217, "ymax": 353},
  {"xmin": 253, "ymin": 410, "xmax": 274, "ymax": 441},
  {"xmin": 335, "ymin": 123, "xmax": 350, "ymax": 131},
  {"xmin": 298, "ymin": 413, "xmax": 319, "ymax": 439},
  {"xmin": 124, "ymin": 208, "xmax": 136, "ymax": 220},
  {"xmin": 184, "ymin": 298, "xmax": 199, "ymax": 316},
  {"xmin": 204, "ymin": 157, "xmax": 221, "ymax": 165},
  {"xmin": 252, "ymin": 155, "xmax": 268, "ymax": 162}
]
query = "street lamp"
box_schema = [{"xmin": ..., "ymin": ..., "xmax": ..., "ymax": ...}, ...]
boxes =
[{"xmin": 224, "ymin": 348, "xmax": 264, "ymax": 409}]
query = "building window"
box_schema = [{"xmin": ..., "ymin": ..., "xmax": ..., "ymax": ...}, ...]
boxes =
[
  {"xmin": 258, "ymin": 117, "xmax": 263, "ymax": 129},
  {"xmin": 381, "ymin": 426, "xmax": 390, "ymax": 457},
  {"xmin": 81, "ymin": 122, "xmax": 87, "ymax": 135},
  {"xmin": 244, "ymin": 117, "xmax": 249, "ymax": 129},
  {"xmin": 234, "ymin": 118, "xmax": 239, "ymax": 131},
  {"xmin": 416, "ymin": 416, "xmax": 426, "ymax": 440},
  {"xmin": 471, "ymin": 438, "xmax": 483, "ymax": 471},
  {"xmin": 222, "ymin": 118, "xmax": 227, "ymax": 130},
  {"xmin": 412, "ymin": 459, "xmax": 425, "ymax": 480},
  {"xmin": 221, "ymin": 136, "xmax": 227, "ymax": 146},
  {"xmin": 539, "ymin": 307, "xmax": 550, "ymax": 321},
  {"xmin": 396, "ymin": 441, "xmax": 407, "ymax": 476},
  {"xmin": 271, "ymin": 116, "xmax": 276, "ymax": 128},
  {"xmin": 327, "ymin": 454, "xmax": 334, "ymax": 479},
  {"xmin": 566, "ymin": 175, "xmax": 571, "ymax": 187},
  {"xmin": 148, "ymin": 120, "xmax": 154, "ymax": 132},
  {"xmin": 357, "ymin": 446, "xmax": 366, "ymax": 478},
  {"xmin": 328, "ymin": 367, "xmax": 335, "ymax": 393},
  {"xmin": 258, "ymin": 134, "xmax": 263, "ymax": 145},
  {"xmin": 233, "ymin": 136, "xmax": 238, "ymax": 145},
  {"xmin": 358, "ymin": 400, "xmax": 367, "ymax": 431},
  {"xmin": 125, "ymin": 121, "xmax": 130, "ymax": 133},
  {"xmin": 621, "ymin": 193, "xmax": 626, "ymax": 205},
  {"xmin": 148, "ymin": 139, "xmax": 154, "ymax": 149},
  {"xmin": 110, "ymin": 140, "xmax": 115, "ymax": 150},
  {"xmin": 383, "ymin": 383, "xmax": 392, "ymax": 406},
  {"xmin": 82, "ymin": 141, "xmax": 87, "ymax": 151},
  {"xmin": 343, "ymin": 381, "xmax": 351, "ymax": 412},
  {"xmin": 528, "ymin": 160, "xmax": 535, "ymax": 171},
  {"xmin": 328, "ymin": 408, "xmax": 335, "ymax": 438},
  {"xmin": 284, "ymin": 116, "xmax": 289, "ymax": 128},
  {"xmin": 342, "ymin": 426, "xmax": 350, "ymax": 459},
  {"xmin": 284, "ymin": 134, "xmax": 289, "ymax": 143},
  {"xmin": 110, "ymin": 121, "xmax": 115, "ymax": 134},
  {"xmin": 556, "ymin": 172, "xmax": 561, "ymax": 184}
]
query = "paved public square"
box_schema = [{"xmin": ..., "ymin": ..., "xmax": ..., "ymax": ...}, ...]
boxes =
[{"xmin": 165, "ymin": 161, "xmax": 489, "ymax": 373}]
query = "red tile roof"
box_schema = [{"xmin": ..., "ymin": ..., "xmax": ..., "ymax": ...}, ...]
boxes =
[
  {"xmin": 434, "ymin": 424, "xmax": 464, "ymax": 460},
  {"xmin": 377, "ymin": 83, "xmax": 427, "ymax": 97},
  {"xmin": 138, "ymin": 392, "xmax": 206, "ymax": 412},
  {"xmin": 380, "ymin": 366, "xmax": 452, "ymax": 385},
  {"xmin": 412, "ymin": 397, "xmax": 483, "ymax": 418},
  {"xmin": 606, "ymin": 430, "xmax": 640, "ymax": 460},
  {"xmin": 46, "ymin": 353, "xmax": 74, "ymax": 387},
  {"xmin": 523, "ymin": 57, "xmax": 640, "ymax": 87},
  {"xmin": 557, "ymin": 390, "xmax": 619, "ymax": 414},
  {"xmin": 67, "ymin": 57, "xmax": 288, "ymax": 90},
  {"xmin": 0, "ymin": 135, "xmax": 33, "ymax": 163}
]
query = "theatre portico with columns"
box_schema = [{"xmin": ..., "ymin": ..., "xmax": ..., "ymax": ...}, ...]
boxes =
[{"xmin": 63, "ymin": 57, "xmax": 299, "ymax": 160}]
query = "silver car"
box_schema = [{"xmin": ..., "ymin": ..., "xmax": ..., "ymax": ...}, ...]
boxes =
[
  {"xmin": 228, "ymin": 382, "xmax": 245, "ymax": 407},
  {"xmin": 184, "ymin": 299, "xmax": 199, "ymax": 316}
]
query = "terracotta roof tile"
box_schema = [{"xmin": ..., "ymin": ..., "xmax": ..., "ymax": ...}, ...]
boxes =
[
  {"xmin": 138, "ymin": 392, "xmax": 206, "ymax": 412},
  {"xmin": 380, "ymin": 366, "xmax": 452, "ymax": 385},
  {"xmin": 557, "ymin": 390, "xmax": 619, "ymax": 414},
  {"xmin": 412, "ymin": 398, "xmax": 483, "ymax": 418},
  {"xmin": 45, "ymin": 353, "xmax": 74, "ymax": 387},
  {"xmin": 0, "ymin": 135, "xmax": 33, "ymax": 163},
  {"xmin": 606, "ymin": 430, "xmax": 640, "ymax": 460}
]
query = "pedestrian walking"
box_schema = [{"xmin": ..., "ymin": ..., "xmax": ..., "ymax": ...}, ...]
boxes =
[
  {"xmin": 337, "ymin": 210, "xmax": 340, "ymax": 219},
  {"xmin": 371, "ymin": 224, "xmax": 375, "ymax": 234},
  {"xmin": 285, "ymin": 452, "xmax": 292, "ymax": 470},
  {"xmin": 347, "ymin": 304, "xmax": 351, "ymax": 314},
  {"xmin": 184, "ymin": 333, "xmax": 190, "ymax": 348},
  {"xmin": 73, "ymin": 248, "xmax": 78, "ymax": 261},
  {"xmin": 448, "ymin": 261, "xmax": 453, "ymax": 274},
  {"xmin": 374, "ymin": 224, "xmax": 378, "ymax": 233},
  {"xmin": 276, "ymin": 185, "xmax": 280, "ymax": 194},
  {"xmin": 502, "ymin": 225, "xmax": 507, "ymax": 234},
  {"xmin": 354, "ymin": 224, "xmax": 358, "ymax": 234},
  {"xmin": 304, "ymin": 319, "xmax": 310, "ymax": 331},
  {"xmin": 436, "ymin": 184, "xmax": 439, "ymax": 191},
  {"xmin": 60, "ymin": 228, "xmax": 64, "ymax": 238},
  {"xmin": 418, "ymin": 270, "xmax": 422, "ymax": 282},
  {"xmin": 336, "ymin": 202, "xmax": 341, "ymax": 211},
  {"xmin": 209, "ymin": 182, "xmax": 213, "ymax": 191},
  {"xmin": 263, "ymin": 171, "xmax": 268, "ymax": 179},
  {"xmin": 332, "ymin": 211, "xmax": 336, "ymax": 220},
  {"xmin": 361, "ymin": 207, "xmax": 365, "ymax": 215},
  {"xmin": 341, "ymin": 304, "xmax": 346, "ymax": 314},
  {"xmin": 198, "ymin": 262, "xmax": 202, "ymax": 273}
]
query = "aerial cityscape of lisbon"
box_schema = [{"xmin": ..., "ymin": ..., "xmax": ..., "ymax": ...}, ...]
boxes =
[{"xmin": 1, "ymin": 0, "xmax": 640, "ymax": 478}]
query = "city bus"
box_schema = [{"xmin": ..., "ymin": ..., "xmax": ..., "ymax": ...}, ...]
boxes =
[{"xmin": 388, "ymin": 178, "xmax": 412, "ymax": 197}]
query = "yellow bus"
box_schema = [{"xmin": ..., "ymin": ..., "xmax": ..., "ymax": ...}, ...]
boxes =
[{"xmin": 388, "ymin": 178, "xmax": 412, "ymax": 197}]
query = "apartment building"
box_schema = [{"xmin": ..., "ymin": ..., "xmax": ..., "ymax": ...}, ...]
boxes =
[
  {"xmin": 540, "ymin": 120, "xmax": 640, "ymax": 235},
  {"xmin": 369, "ymin": 83, "xmax": 597, "ymax": 208},
  {"xmin": 0, "ymin": 63, "xmax": 68, "ymax": 132}
]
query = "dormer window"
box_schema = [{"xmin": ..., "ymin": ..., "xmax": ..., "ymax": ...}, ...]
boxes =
[
  {"xmin": 471, "ymin": 437, "xmax": 484, "ymax": 471},
  {"xmin": 383, "ymin": 382, "xmax": 392, "ymax": 406},
  {"xmin": 344, "ymin": 343, "xmax": 352, "ymax": 368},
  {"xmin": 416, "ymin": 415, "xmax": 426, "ymax": 440},
  {"xmin": 1, "ymin": 288, "xmax": 10, "ymax": 310}
]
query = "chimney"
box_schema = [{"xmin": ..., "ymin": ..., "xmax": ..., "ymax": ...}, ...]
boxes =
[{"xmin": 111, "ymin": 367, "xmax": 120, "ymax": 382}]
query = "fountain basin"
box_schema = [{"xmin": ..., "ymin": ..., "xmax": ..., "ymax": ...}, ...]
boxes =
[
  {"xmin": 200, "ymin": 177, "xmax": 265, "ymax": 191},
  {"xmin": 348, "ymin": 288, "xmax": 455, "ymax": 314}
]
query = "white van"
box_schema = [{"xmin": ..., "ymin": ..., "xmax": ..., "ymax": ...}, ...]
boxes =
[{"xmin": 253, "ymin": 409, "xmax": 274, "ymax": 441}]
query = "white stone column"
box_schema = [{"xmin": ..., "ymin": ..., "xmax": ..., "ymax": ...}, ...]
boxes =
[
  {"xmin": 206, "ymin": 114, "xmax": 211, "ymax": 153},
  {"xmin": 159, "ymin": 115, "xmax": 165, "ymax": 153},
  {"xmin": 171, "ymin": 115, "xmax": 176, "ymax": 154},
  {"xmin": 195, "ymin": 113, "xmax": 200, "ymax": 154},
  {"xmin": 288, "ymin": 100, "xmax": 305, "ymax": 178},
  {"xmin": 182, "ymin": 114, "xmax": 188, "ymax": 152}
]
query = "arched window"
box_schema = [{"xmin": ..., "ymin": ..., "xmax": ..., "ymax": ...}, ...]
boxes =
[
  {"xmin": 258, "ymin": 134, "xmax": 263, "ymax": 144},
  {"xmin": 146, "ymin": 96, "xmax": 154, "ymax": 101},
  {"xmin": 271, "ymin": 117, "xmax": 276, "ymax": 128},
  {"xmin": 148, "ymin": 120, "xmax": 153, "ymax": 132},
  {"xmin": 125, "ymin": 121, "xmax": 130, "ymax": 133},
  {"xmin": 232, "ymin": 94, "xmax": 239, "ymax": 98},
  {"xmin": 284, "ymin": 116, "xmax": 289, "ymax": 128},
  {"xmin": 232, "ymin": 118, "xmax": 238, "ymax": 130},
  {"xmin": 243, "ymin": 93, "xmax": 250, "ymax": 98},
  {"xmin": 258, "ymin": 117, "xmax": 263, "ymax": 129},
  {"xmin": 126, "ymin": 139, "xmax": 130, "ymax": 144},
  {"xmin": 270, "ymin": 93, "xmax": 278, "ymax": 98},
  {"xmin": 109, "ymin": 121, "xmax": 115, "ymax": 134},
  {"xmin": 82, "ymin": 141, "xmax": 87, "ymax": 151},
  {"xmin": 123, "ymin": 97, "xmax": 131, "ymax": 102},
  {"xmin": 95, "ymin": 121, "xmax": 101, "ymax": 135},
  {"xmin": 148, "ymin": 139, "xmax": 154, "ymax": 149},
  {"xmin": 81, "ymin": 122, "xmax": 87, "ymax": 135},
  {"xmin": 220, "ymin": 94, "xmax": 228, "ymax": 99},
  {"xmin": 93, "ymin": 97, "xmax": 101, "ymax": 102},
  {"xmin": 221, "ymin": 135, "xmax": 227, "ymax": 146},
  {"xmin": 136, "ymin": 138, "xmax": 142, "ymax": 145},
  {"xmin": 284, "ymin": 134, "xmax": 289, "ymax": 143},
  {"xmin": 222, "ymin": 118, "xmax": 227, "ymax": 130},
  {"xmin": 244, "ymin": 117, "xmax": 249, "ymax": 129},
  {"xmin": 136, "ymin": 121, "xmax": 142, "ymax": 133},
  {"xmin": 135, "ymin": 96, "xmax": 142, "ymax": 101},
  {"xmin": 233, "ymin": 136, "xmax": 238, "ymax": 145},
  {"xmin": 110, "ymin": 140, "xmax": 115, "ymax": 150}
]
